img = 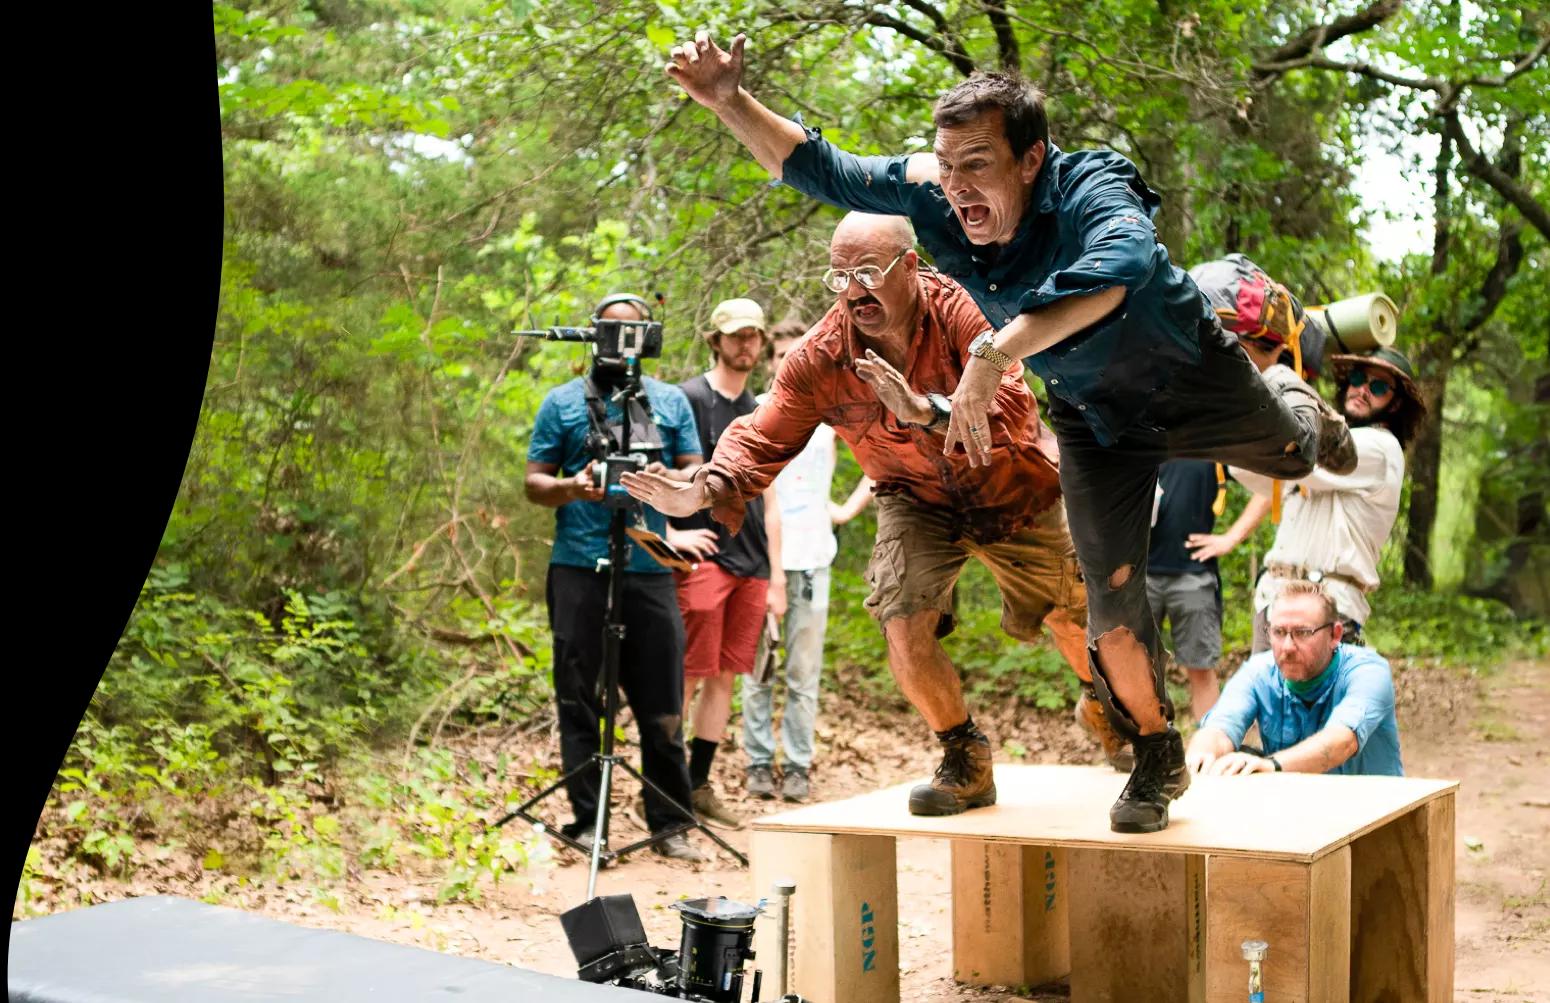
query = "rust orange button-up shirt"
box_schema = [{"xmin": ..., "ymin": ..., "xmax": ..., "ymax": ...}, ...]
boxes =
[{"xmin": 699, "ymin": 271, "xmax": 1063, "ymax": 544}]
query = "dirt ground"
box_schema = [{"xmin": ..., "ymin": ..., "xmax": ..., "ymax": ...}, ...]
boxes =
[{"xmin": 19, "ymin": 658, "xmax": 1550, "ymax": 1001}]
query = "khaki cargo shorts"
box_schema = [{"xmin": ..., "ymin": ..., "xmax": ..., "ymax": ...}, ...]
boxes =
[{"xmin": 863, "ymin": 493, "xmax": 1088, "ymax": 641}]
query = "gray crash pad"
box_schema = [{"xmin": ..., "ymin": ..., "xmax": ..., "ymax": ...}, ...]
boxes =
[{"xmin": 8, "ymin": 894, "xmax": 640, "ymax": 1002}]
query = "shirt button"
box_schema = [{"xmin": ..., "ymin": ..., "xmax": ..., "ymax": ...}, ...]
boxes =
[
  {"xmin": 1078, "ymin": 404, "xmax": 1088, "ymax": 410},
  {"xmin": 989, "ymin": 283, "xmax": 998, "ymax": 292},
  {"xmin": 1049, "ymin": 378, "xmax": 1059, "ymax": 385}
]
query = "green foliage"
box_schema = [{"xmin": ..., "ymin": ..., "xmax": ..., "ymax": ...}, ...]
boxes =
[{"xmin": 1366, "ymin": 587, "xmax": 1548, "ymax": 666}]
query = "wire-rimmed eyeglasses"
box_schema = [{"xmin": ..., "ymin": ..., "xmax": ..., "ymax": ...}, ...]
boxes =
[{"xmin": 821, "ymin": 251, "xmax": 907, "ymax": 294}]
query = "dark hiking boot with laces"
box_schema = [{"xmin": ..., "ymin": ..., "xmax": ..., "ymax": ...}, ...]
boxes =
[
  {"xmin": 909, "ymin": 732, "xmax": 996, "ymax": 816},
  {"xmin": 1110, "ymin": 726, "xmax": 1190, "ymax": 833},
  {"xmin": 1076, "ymin": 686, "xmax": 1136, "ymax": 772}
]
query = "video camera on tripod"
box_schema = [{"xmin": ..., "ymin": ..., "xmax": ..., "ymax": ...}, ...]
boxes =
[
  {"xmin": 540, "ymin": 315, "xmax": 665, "ymax": 361},
  {"xmin": 515, "ymin": 294, "xmax": 668, "ymax": 509}
]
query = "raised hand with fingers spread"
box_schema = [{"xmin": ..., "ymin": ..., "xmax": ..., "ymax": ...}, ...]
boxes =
[
  {"xmin": 664, "ymin": 31, "xmax": 746, "ymax": 112},
  {"xmin": 854, "ymin": 349, "xmax": 932, "ymax": 426}
]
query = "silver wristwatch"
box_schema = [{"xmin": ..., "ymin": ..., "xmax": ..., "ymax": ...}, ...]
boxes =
[{"xmin": 968, "ymin": 330, "xmax": 1015, "ymax": 371}]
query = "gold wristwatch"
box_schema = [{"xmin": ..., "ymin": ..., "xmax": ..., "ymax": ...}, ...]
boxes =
[{"xmin": 968, "ymin": 330, "xmax": 1015, "ymax": 371}]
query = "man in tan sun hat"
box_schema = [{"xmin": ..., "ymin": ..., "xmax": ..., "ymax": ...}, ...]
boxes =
[
  {"xmin": 667, "ymin": 296, "xmax": 781, "ymax": 832},
  {"xmin": 1229, "ymin": 345, "xmax": 1426, "ymax": 651}
]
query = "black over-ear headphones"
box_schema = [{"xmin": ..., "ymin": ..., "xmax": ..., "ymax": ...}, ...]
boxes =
[{"xmin": 592, "ymin": 293, "xmax": 653, "ymax": 322}]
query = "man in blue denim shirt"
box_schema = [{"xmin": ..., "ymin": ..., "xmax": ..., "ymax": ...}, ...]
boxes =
[
  {"xmin": 1186, "ymin": 579, "xmax": 1402, "ymax": 776},
  {"xmin": 525, "ymin": 293, "xmax": 712, "ymax": 861},
  {"xmin": 664, "ymin": 31, "xmax": 1358, "ymax": 832}
]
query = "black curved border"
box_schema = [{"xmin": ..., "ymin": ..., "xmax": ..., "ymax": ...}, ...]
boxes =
[{"xmin": 10, "ymin": 20, "xmax": 220, "ymax": 907}]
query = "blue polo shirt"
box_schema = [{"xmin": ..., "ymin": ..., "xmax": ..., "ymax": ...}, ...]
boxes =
[
  {"xmin": 527, "ymin": 376, "xmax": 701, "ymax": 574},
  {"xmin": 1200, "ymin": 644, "xmax": 1404, "ymax": 776},
  {"xmin": 779, "ymin": 119, "xmax": 1214, "ymax": 446}
]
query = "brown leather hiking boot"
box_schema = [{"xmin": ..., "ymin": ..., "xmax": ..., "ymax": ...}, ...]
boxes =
[
  {"xmin": 909, "ymin": 733, "xmax": 996, "ymax": 816},
  {"xmin": 1263, "ymin": 363, "xmax": 1358, "ymax": 474},
  {"xmin": 1076, "ymin": 687, "xmax": 1136, "ymax": 772}
]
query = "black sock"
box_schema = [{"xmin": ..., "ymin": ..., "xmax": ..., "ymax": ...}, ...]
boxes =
[
  {"xmin": 934, "ymin": 715, "xmax": 985, "ymax": 744},
  {"xmin": 689, "ymin": 737, "xmax": 719, "ymax": 789}
]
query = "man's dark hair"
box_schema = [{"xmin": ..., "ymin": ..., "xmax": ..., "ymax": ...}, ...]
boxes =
[
  {"xmin": 765, "ymin": 317, "xmax": 808, "ymax": 360},
  {"xmin": 1334, "ymin": 379, "xmax": 1421, "ymax": 449},
  {"xmin": 769, "ymin": 318, "xmax": 809, "ymax": 342},
  {"xmin": 933, "ymin": 71, "xmax": 1049, "ymax": 159}
]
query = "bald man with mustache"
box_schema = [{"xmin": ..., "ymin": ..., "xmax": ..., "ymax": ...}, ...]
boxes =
[{"xmin": 623, "ymin": 212, "xmax": 1129, "ymax": 816}]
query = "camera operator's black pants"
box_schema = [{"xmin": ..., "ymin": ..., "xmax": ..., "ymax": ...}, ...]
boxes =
[
  {"xmin": 547, "ymin": 564, "xmax": 695, "ymax": 836},
  {"xmin": 1048, "ymin": 319, "xmax": 1319, "ymax": 739}
]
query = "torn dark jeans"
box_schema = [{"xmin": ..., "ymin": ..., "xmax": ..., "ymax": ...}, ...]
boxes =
[{"xmin": 1048, "ymin": 318, "xmax": 1317, "ymax": 737}]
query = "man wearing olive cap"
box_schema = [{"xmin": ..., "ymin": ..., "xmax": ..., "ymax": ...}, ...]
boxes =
[
  {"xmin": 1230, "ymin": 346, "xmax": 1426, "ymax": 650},
  {"xmin": 669, "ymin": 297, "xmax": 783, "ymax": 831}
]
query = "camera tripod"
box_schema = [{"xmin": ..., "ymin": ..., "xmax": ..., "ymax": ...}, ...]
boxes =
[{"xmin": 495, "ymin": 358, "xmax": 747, "ymax": 896}]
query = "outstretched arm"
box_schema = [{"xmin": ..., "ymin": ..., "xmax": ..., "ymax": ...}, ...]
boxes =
[
  {"xmin": 831, "ymin": 474, "xmax": 875, "ymax": 525},
  {"xmin": 664, "ymin": 32, "xmax": 805, "ymax": 178},
  {"xmin": 1206, "ymin": 725, "xmax": 1359, "ymax": 776},
  {"xmin": 665, "ymin": 31, "xmax": 939, "ymax": 193}
]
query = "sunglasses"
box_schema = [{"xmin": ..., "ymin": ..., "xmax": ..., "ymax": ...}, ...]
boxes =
[
  {"xmin": 822, "ymin": 251, "xmax": 907, "ymax": 294},
  {"xmin": 1346, "ymin": 368, "xmax": 1392, "ymax": 397}
]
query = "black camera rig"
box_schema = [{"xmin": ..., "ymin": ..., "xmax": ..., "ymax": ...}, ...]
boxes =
[{"xmin": 561, "ymin": 893, "xmax": 808, "ymax": 1003}]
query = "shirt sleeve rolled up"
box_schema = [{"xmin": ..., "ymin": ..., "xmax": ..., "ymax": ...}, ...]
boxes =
[
  {"xmin": 778, "ymin": 115, "xmax": 921, "ymax": 217},
  {"xmin": 1020, "ymin": 177, "xmax": 1161, "ymax": 314},
  {"xmin": 1326, "ymin": 654, "xmax": 1396, "ymax": 752},
  {"xmin": 699, "ymin": 351, "xmax": 827, "ymax": 535}
]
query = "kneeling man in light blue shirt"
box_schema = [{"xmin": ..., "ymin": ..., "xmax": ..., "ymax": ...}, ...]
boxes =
[{"xmin": 1186, "ymin": 578, "xmax": 1403, "ymax": 777}]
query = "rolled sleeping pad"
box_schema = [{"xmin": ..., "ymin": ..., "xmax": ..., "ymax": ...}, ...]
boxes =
[{"xmin": 1306, "ymin": 292, "xmax": 1399, "ymax": 354}]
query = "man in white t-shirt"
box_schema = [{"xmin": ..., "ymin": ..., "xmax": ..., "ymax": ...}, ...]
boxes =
[{"xmin": 743, "ymin": 317, "xmax": 873, "ymax": 802}]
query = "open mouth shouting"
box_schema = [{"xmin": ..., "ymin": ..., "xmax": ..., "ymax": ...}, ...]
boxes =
[
  {"xmin": 958, "ymin": 203, "xmax": 991, "ymax": 232},
  {"xmin": 851, "ymin": 295, "xmax": 884, "ymax": 324}
]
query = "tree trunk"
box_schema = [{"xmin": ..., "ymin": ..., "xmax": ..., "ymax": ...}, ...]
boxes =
[
  {"xmin": 1403, "ymin": 117, "xmax": 1455, "ymax": 588},
  {"xmin": 1402, "ymin": 372, "xmax": 1448, "ymax": 587}
]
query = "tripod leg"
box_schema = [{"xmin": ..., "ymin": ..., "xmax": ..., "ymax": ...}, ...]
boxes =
[
  {"xmin": 622, "ymin": 760, "xmax": 749, "ymax": 867},
  {"xmin": 587, "ymin": 757, "xmax": 616, "ymax": 899},
  {"xmin": 491, "ymin": 758, "xmax": 599, "ymax": 830}
]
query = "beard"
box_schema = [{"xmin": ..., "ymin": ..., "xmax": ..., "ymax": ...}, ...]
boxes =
[
  {"xmin": 589, "ymin": 356, "xmax": 629, "ymax": 390},
  {"xmin": 1344, "ymin": 399, "xmax": 1392, "ymax": 429},
  {"xmin": 720, "ymin": 352, "xmax": 760, "ymax": 373}
]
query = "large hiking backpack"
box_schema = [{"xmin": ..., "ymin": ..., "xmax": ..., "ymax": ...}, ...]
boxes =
[{"xmin": 1188, "ymin": 253, "xmax": 1327, "ymax": 379}]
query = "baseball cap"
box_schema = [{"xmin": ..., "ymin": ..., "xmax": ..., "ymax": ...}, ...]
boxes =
[{"xmin": 710, "ymin": 298, "xmax": 767, "ymax": 335}]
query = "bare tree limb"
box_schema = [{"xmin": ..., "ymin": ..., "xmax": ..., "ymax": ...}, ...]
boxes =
[
  {"xmin": 862, "ymin": 7, "xmax": 976, "ymax": 76},
  {"xmin": 1441, "ymin": 110, "xmax": 1550, "ymax": 241},
  {"xmin": 1251, "ymin": 0, "xmax": 1402, "ymax": 75},
  {"xmin": 977, "ymin": 1, "xmax": 1021, "ymax": 70}
]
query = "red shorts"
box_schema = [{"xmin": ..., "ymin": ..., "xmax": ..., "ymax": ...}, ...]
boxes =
[{"xmin": 674, "ymin": 561, "xmax": 768, "ymax": 679}]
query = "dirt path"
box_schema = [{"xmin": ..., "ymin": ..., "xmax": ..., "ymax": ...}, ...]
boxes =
[{"xmin": 19, "ymin": 659, "xmax": 1549, "ymax": 1000}]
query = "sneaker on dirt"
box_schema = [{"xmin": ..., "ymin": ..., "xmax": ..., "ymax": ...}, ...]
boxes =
[
  {"xmin": 745, "ymin": 764, "xmax": 776, "ymax": 800},
  {"xmin": 780, "ymin": 766, "xmax": 810, "ymax": 803},
  {"xmin": 651, "ymin": 831, "xmax": 708, "ymax": 862}
]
